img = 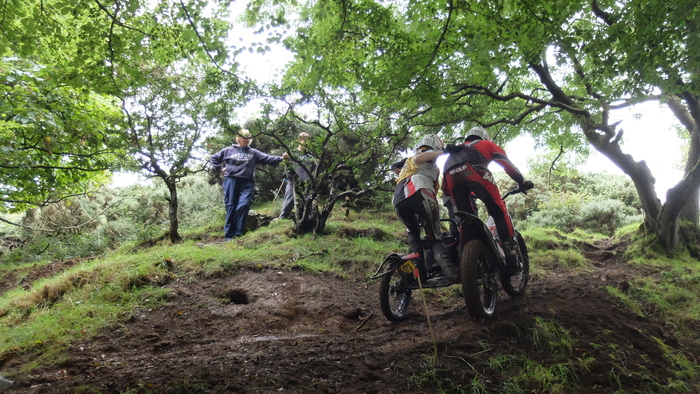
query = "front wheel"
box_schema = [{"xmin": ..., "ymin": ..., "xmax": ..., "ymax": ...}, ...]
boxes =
[
  {"xmin": 379, "ymin": 257, "xmax": 413, "ymax": 321},
  {"xmin": 460, "ymin": 240, "xmax": 498, "ymax": 320},
  {"xmin": 501, "ymin": 232, "xmax": 530, "ymax": 297}
]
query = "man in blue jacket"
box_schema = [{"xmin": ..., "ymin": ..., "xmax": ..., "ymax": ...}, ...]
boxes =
[{"xmin": 211, "ymin": 129, "xmax": 289, "ymax": 240}]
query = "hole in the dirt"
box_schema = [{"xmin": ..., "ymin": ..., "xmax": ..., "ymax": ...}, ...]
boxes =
[{"xmin": 223, "ymin": 289, "xmax": 249, "ymax": 304}]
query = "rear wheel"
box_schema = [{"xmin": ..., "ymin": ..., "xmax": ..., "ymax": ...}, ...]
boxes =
[
  {"xmin": 460, "ymin": 240, "xmax": 498, "ymax": 320},
  {"xmin": 501, "ymin": 232, "xmax": 529, "ymax": 296},
  {"xmin": 379, "ymin": 258, "xmax": 413, "ymax": 321}
]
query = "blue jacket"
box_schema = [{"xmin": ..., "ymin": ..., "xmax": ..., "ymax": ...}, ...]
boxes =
[{"xmin": 210, "ymin": 144, "xmax": 284, "ymax": 180}]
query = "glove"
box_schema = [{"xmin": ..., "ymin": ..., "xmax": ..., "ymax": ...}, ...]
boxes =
[
  {"xmin": 519, "ymin": 181, "xmax": 534, "ymax": 193},
  {"xmin": 444, "ymin": 143, "xmax": 461, "ymax": 154}
]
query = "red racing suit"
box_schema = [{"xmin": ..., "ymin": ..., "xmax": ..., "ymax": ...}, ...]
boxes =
[{"xmin": 442, "ymin": 139, "xmax": 524, "ymax": 241}]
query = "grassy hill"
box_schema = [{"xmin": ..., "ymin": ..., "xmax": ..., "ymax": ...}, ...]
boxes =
[{"xmin": 1, "ymin": 203, "xmax": 700, "ymax": 393}]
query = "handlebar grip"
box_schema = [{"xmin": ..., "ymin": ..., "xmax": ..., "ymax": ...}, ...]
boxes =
[{"xmin": 520, "ymin": 181, "xmax": 534, "ymax": 193}]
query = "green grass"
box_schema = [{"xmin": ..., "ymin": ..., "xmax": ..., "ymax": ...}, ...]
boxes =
[
  {"xmin": 530, "ymin": 317, "xmax": 575, "ymax": 355},
  {"xmin": 0, "ymin": 206, "xmax": 407, "ymax": 366},
  {"xmin": 521, "ymin": 227, "xmax": 599, "ymax": 271},
  {"xmin": 521, "ymin": 227, "xmax": 604, "ymax": 251},
  {"xmin": 652, "ymin": 336, "xmax": 699, "ymax": 381},
  {"xmin": 512, "ymin": 357, "xmax": 580, "ymax": 394},
  {"xmin": 607, "ymin": 272, "xmax": 700, "ymax": 338},
  {"xmin": 3, "ymin": 207, "xmax": 700, "ymax": 392},
  {"xmin": 529, "ymin": 249, "xmax": 591, "ymax": 270}
]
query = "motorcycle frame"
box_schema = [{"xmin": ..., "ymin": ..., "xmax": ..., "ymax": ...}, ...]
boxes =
[{"xmin": 453, "ymin": 211, "xmax": 505, "ymax": 269}]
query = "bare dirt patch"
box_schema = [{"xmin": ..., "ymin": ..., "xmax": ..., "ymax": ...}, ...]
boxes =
[
  {"xmin": 0, "ymin": 258, "xmax": 87, "ymax": 295},
  {"xmin": 3, "ymin": 239, "xmax": 699, "ymax": 393}
]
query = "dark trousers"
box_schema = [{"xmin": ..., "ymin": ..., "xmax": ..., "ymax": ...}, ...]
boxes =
[
  {"xmin": 444, "ymin": 165, "xmax": 514, "ymax": 241},
  {"xmin": 394, "ymin": 189, "xmax": 442, "ymax": 245},
  {"xmin": 394, "ymin": 189, "xmax": 453, "ymax": 278},
  {"xmin": 223, "ymin": 177, "xmax": 255, "ymax": 238}
]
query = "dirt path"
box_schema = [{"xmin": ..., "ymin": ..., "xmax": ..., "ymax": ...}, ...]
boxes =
[{"xmin": 4, "ymin": 242, "xmax": 698, "ymax": 393}]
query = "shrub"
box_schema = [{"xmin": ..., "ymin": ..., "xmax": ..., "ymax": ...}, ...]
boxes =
[{"xmin": 499, "ymin": 170, "xmax": 642, "ymax": 236}]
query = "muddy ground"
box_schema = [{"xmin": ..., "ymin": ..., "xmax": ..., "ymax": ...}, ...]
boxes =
[{"xmin": 2, "ymin": 239, "xmax": 699, "ymax": 393}]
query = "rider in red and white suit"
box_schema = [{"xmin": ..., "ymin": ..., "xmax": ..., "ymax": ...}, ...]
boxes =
[{"xmin": 442, "ymin": 126, "xmax": 528, "ymax": 274}]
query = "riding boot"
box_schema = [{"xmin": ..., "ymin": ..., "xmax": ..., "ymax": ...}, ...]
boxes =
[
  {"xmin": 407, "ymin": 234, "xmax": 428, "ymax": 282},
  {"xmin": 432, "ymin": 241, "xmax": 459, "ymax": 282},
  {"xmin": 503, "ymin": 238, "xmax": 521, "ymax": 276}
]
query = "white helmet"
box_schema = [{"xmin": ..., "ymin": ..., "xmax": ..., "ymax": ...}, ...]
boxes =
[
  {"xmin": 464, "ymin": 126, "xmax": 491, "ymax": 141},
  {"xmin": 414, "ymin": 134, "xmax": 444, "ymax": 152}
]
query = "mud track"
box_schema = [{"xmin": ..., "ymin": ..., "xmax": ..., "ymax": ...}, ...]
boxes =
[{"xmin": 5, "ymin": 240, "xmax": 699, "ymax": 393}]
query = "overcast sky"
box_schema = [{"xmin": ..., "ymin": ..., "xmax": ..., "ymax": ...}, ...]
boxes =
[{"xmin": 503, "ymin": 102, "xmax": 684, "ymax": 202}]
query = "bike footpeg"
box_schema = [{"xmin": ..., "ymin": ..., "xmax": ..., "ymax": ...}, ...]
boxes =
[{"xmin": 409, "ymin": 276, "xmax": 454, "ymax": 289}]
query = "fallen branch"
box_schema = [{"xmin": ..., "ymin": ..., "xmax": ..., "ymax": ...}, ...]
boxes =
[
  {"xmin": 445, "ymin": 353, "xmax": 483, "ymax": 373},
  {"xmin": 293, "ymin": 251, "xmax": 326, "ymax": 261},
  {"xmin": 354, "ymin": 310, "xmax": 375, "ymax": 332}
]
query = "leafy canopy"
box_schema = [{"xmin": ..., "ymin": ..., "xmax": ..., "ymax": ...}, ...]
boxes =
[{"xmin": 0, "ymin": 58, "xmax": 125, "ymax": 212}]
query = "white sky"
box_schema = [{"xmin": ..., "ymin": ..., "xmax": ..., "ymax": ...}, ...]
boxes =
[{"xmin": 503, "ymin": 103, "xmax": 684, "ymax": 202}]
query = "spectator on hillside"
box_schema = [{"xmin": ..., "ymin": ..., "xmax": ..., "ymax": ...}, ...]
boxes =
[
  {"xmin": 210, "ymin": 129, "xmax": 289, "ymax": 241},
  {"xmin": 279, "ymin": 132, "xmax": 317, "ymax": 221}
]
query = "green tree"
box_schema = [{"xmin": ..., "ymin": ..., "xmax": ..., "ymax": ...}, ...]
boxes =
[
  {"xmin": 122, "ymin": 65, "xmax": 230, "ymax": 242},
  {"xmin": 0, "ymin": 0, "xmax": 236, "ymax": 95},
  {"xmin": 0, "ymin": 58, "xmax": 126, "ymax": 213},
  {"xmin": 252, "ymin": 96, "xmax": 409, "ymax": 234},
  {"xmin": 253, "ymin": 0, "xmax": 700, "ymax": 253},
  {"xmin": 1, "ymin": 0, "xmax": 246, "ymax": 234}
]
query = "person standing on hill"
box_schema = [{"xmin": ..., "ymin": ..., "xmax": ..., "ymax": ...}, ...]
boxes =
[
  {"xmin": 279, "ymin": 132, "xmax": 317, "ymax": 221},
  {"xmin": 210, "ymin": 129, "xmax": 289, "ymax": 240}
]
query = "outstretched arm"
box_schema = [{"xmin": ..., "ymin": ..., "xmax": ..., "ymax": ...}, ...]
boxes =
[{"xmin": 413, "ymin": 150, "xmax": 444, "ymax": 165}]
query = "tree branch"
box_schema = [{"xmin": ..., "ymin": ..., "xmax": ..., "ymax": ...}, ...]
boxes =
[
  {"xmin": 590, "ymin": 0, "xmax": 616, "ymax": 26},
  {"xmin": 420, "ymin": 0, "xmax": 454, "ymax": 79},
  {"xmin": 93, "ymin": 0, "xmax": 150, "ymax": 36},
  {"xmin": 178, "ymin": 0, "xmax": 241, "ymax": 84},
  {"xmin": 549, "ymin": 144, "xmax": 565, "ymax": 184},
  {"xmin": 451, "ymin": 82, "xmax": 589, "ymax": 116}
]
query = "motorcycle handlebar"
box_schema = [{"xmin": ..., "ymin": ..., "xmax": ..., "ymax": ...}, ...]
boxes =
[
  {"xmin": 519, "ymin": 180, "xmax": 534, "ymax": 193},
  {"xmin": 504, "ymin": 180, "xmax": 534, "ymax": 199}
]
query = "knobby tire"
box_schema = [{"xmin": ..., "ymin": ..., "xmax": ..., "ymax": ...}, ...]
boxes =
[
  {"xmin": 460, "ymin": 240, "xmax": 498, "ymax": 320},
  {"xmin": 501, "ymin": 231, "xmax": 530, "ymax": 297},
  {"xmin": 379, "ymin": 258, "xmax": 412, "ymax": 321}
]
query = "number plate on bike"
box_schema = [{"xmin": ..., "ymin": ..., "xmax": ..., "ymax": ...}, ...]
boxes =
[{"xmin": 399, "ymin": 261, "xmax": 415, "ymax": 274}]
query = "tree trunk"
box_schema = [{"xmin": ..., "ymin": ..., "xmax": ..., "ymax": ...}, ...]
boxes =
[
  {"xmin": 293, "ymin": 193, "xmax": 320, "ymax": 235},
  {"xmin": 667, "ymin": 93, "xmax": 700, "ymax": 228},
  {"xmin": 680, "ymin": 189, "xmax": 699, "ymax": 225},
  {"xmin": 165, "ymin": 179, "xmax": 182, "ymax": 243},
  {"xmin": 658, "ymin": 168, "xmax": 700, "ymax": 252},
  {"xmin": 585, "ymin": 123, "xmax": 700, "ymax": 253},
  {"xmin": 531, "ymin": 61, "xmax": 699, "ymax": 253},
  {"xmin": 583, "ymin": 122, "xmax": 662, "ymax": 230},
  {"xmin": 680, "ymin": 124, "xmax": 700, "ymax": 226}
]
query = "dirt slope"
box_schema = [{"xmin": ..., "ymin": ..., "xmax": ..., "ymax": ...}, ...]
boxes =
[{"xmin": 3, "ymin": 239, "xmax": 699, "ymax": 393}]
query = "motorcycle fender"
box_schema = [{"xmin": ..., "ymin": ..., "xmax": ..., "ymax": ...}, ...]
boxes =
[{"xmin": 369, "ymin": 253, "xmax": 405, "ymax": 279}]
